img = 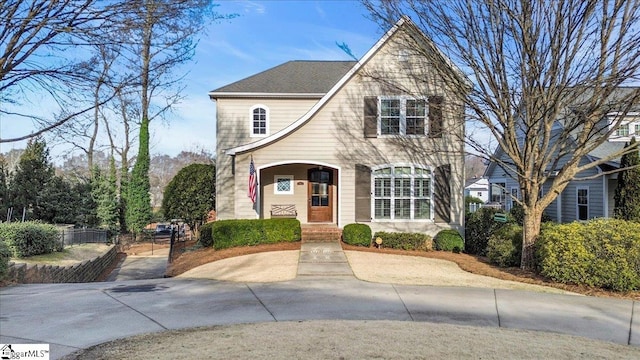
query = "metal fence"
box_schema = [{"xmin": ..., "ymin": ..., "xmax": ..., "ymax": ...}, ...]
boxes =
[{"xmin": 59, "ymin": 228, "xmax": 109, "ymax": 246}]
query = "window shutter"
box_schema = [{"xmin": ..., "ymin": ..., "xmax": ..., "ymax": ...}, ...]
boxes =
[
  {"xmin": 364, "ymin": 96, "xmax": 378, "ymax": 138},
  {"xmin": 355, "ymin": 164, "xmax": 371, "ymax": 222},
  {"xmin": 434, "ymin": 164, "xmax": 451, "ymax": 223},
  {"xmin": 428, "ymin": 96, "xmax": 444, "ymax": 138}
]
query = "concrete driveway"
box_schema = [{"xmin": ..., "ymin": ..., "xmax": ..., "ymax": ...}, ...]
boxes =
[{"xmin": 1, "ymin": 276, "xmax": 638, "ymax": 359}]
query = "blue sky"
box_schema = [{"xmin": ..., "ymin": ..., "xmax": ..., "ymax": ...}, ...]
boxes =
[{"xmin": 0, "ymin": 0, "xmax": 382, "ymax": 162}]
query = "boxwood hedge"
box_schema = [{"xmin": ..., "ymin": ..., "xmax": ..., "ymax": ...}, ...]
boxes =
[
  {"xmin": 342, "ymin": 223, "xmax": 372, "ymax": 246},
  {"xmin": 373, "ymin": 231, "xmax": 432, "ymax": 251},
  {"xmin": 211, "ymin": 219, "xmax": 301, "ymax": 250},
  {"xmin": 433, "ymin": 229, "xmax": 464, "ymax": 252}
]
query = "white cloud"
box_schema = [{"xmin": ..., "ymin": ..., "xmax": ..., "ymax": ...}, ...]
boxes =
[
  {"xmin": 239, "ymin": 0, "xmax": 266, "ymax": 14},
  {"xmin": 199, "ymin": 38, "xmax": 254, "ymax": 61}
]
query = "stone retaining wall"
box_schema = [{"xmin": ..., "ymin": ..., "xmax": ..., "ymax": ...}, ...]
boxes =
[{"xmin": 7, "ymin": 245, "xmax": 117, "ymax": 284}]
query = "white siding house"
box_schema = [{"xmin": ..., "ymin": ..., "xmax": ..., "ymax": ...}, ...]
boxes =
[{"xmin": 464, "ymin": 177, "xmax": 489, "ymax": 203}]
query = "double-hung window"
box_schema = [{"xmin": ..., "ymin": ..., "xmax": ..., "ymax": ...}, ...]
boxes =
[
  {"xmin": 372, "ymin": 165, "xmax": 432, "ymax": 220},
  {"xmin": 577, "ymin": 187, "xmax": 589, "ymax": 220},
  {"xmin": 379, "ymin": 97, "xmax": 427, "ymax": 135}
]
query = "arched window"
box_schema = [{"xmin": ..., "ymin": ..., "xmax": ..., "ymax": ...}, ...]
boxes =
[
  {"xmin": 372, "ymin": 164, "xmax": 432, "ymax": 220},
  {"xmin": 250, "ymin": 105, "xmax": 269, "ymax": 137}
]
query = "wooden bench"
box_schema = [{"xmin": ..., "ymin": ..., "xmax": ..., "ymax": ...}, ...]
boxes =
[{"xmin": 271, "ymin": 204, "xmax": 297, "ymax": 218}]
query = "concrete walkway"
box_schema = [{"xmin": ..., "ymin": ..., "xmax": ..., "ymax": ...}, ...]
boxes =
[
  {"xmin": 1, "ymin": 276, "xmax": 638, "ymax": 359},
  {"xmin": 297, "ymin": 242, "xmax": 354, "ymax": 277}
]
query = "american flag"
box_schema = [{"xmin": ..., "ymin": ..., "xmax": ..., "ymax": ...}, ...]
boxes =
[{"xmin": 248, "ymin": 156, "xmax": 257, "ymax": 204}]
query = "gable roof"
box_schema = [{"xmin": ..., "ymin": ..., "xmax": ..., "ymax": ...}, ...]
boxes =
[
  {"xmin": 465, "ymin": 177, "xmax": 488, "ymax": 189},
  {"xmin": 209, "ymin": 61, "xmax": 356, "ymax": 98},
  {"xmin": 215, "ymin": 16, "xmax": 469, "ymax": 156}
]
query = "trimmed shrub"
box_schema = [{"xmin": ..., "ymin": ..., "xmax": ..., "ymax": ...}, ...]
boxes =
[
  {"xmin": 0, "ymin": 239, "xmax": 11, "ymax": 280},
  {"xmin": 198, "ymin": 222, "xmax": 214, "ymax": 247},
  {"xmin": 212, "ymin": 219, "xmax": 301, "ymax": 250},
  {"xmin": 373, "ymin": 231, "xmax": 432, "ymax": 251},
  {"xmin": 486, "ymin": 223, "xmax": 522, "ymax": 267},
  {"xmin": 465, "ymin": 207, "xmax": 509, "ymax": 256},
  {"xmin": 434, "ymin": 229, "xmax": 464, "ymax": 252},
  {"xmin": 262, "ymin": 219, "xmax": 301, "ymax": 243},
  {"xmin": 342, "ymin": 223, "xmax": 372, "ymax": 246},
  {"xmin": 535, "ymin": 219, "xmax": 640, "ymax": 291},
  {"xmin": 0, "ymin": 222, "xmax": 59, "ymax": 257}
]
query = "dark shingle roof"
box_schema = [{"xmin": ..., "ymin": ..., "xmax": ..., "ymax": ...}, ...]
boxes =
[{"xmin": 210, "ymin": 60, "xmax": 357, "ymax": 95}]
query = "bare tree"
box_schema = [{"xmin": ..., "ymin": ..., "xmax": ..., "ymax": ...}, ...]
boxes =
[
  {"xmin": 0, "ymin": 0, "xmax": 123, "ymax": 142},
  {"xmin": 111, "ymin": 0, "xmax": 231, "ymax": 233},
  {"xmin": 365, "ymin": 0, "xmax": 640, "ymax": 268}
]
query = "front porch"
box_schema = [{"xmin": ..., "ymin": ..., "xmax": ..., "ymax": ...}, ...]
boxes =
[{"xmin": 257, "ymin": 163, "xmax": 340, "ymax": 226}]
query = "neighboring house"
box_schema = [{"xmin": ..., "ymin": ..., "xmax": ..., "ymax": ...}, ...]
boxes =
[
  {"xmin": 464, "ymin": 177, "xmax": 489, "ymax": 203},
  {"xmin": 208, "ymin": 17, "xmax": 466, "ymax": 236},
  {"xmin": 484, "ymin": 88, "xmax": 640, "ymax": 222}
]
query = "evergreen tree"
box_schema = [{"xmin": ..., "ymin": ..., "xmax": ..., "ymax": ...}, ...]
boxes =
[
  {"xmin": 8, "ymin": 138, "xmax": 55, "ymax": 221},
  {"xmin": 0, "ymin": 156, "xmax": 8, "ymax": 221},
  {"xmin": 614, "ymin": 137, "xmax": 640, "ymax": 222},
  {"xmin": 92, "ymin": 158, "xmax": 120, "ymax": 233},
  {"xmin": 38, "ymin": 176, "xmax": 97, "ymax": 226},
  {"xmin": 162, "ymin": 163, "xmax": 215, "ymax": 232},
  {"xmin": 118, "ymin": 164, "xmax": 129, "ymax": 233},
  {"xmin": 126, "ymin": 120, "xmax": 152, "ymax": 234}
]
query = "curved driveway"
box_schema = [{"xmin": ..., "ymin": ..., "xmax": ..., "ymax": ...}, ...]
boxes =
[{"xmin": 1, "ymin": 275, "xmax": 638, "ymax": 359}]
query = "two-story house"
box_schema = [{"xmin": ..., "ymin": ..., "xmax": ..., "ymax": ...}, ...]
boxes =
[
  {"xmin": 485, "ymin": 88, "xmax": 640, "ymax": 222},
  {"xmin": 209, "ymin": 17, "xmax": 466, "ymax": 237}
]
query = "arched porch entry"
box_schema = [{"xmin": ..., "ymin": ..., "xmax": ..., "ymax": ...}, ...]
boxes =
[{"xmin": 259, "ymin": 162, "xmax": 339, "ymax": 224}]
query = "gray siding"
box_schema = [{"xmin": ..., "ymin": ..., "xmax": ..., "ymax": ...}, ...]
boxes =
[{"xmin": 486, "ymin": 151, "xmax": 610, "ymax": 223}]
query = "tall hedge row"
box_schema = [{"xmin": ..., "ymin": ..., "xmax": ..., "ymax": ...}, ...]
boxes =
[
  {"xmin": 211, "ymin": 219, "xmax": 301, "ymax": 250},
  {"xmin": 0, "ymin": 222, "xmax": 60, "ymax": 257},
  {"xmin": 536, "ymin": 219, "xmax": 640, "ymax": 291}
]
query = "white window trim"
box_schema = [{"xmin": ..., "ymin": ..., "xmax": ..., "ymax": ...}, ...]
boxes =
[
  {"xmin": 576, "ymin": 186, "xmax": 589, "ymax": 221},
  {"xmin": 274, "ymin": 175, "xmax": 294, "ymax": 195},
  {"xmin": 250, "ymin": 104, "xmax": 269, "ymax": 138},
  {"xmin": 370, "ymin": 164, "xmax": 434, "ymax": 222},
  {"xmin": 377, "ymin": 96, "xmax": 428, "ymax": 136},
  {"xmin": 607, "ymin": 113, "xmax": 640, "ymax": 142}
]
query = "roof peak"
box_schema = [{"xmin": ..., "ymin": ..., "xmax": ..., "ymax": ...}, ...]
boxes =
[{"xmin": 209, "ymin": 60, "xmax": 357, "ymax": 96}]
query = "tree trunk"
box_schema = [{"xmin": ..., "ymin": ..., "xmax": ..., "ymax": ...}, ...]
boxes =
[{"xmin": 521, "ymin": 207, "xmax": 543, "ymax": 270}]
